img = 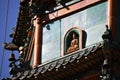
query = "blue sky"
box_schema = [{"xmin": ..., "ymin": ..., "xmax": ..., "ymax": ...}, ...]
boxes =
[{"xmin": 0, "ymin": 0, "xmax": 20, "ymax": 79}]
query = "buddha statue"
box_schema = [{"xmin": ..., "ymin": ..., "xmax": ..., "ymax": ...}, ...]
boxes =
[{"xmin": 67, "ymin": 33, "xmax": 79, "ymax": 53}]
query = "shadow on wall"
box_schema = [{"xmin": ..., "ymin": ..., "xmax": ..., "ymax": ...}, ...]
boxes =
[{"xmin": 82, "ymin": 30, "xmax": 87, "ymax": 48}]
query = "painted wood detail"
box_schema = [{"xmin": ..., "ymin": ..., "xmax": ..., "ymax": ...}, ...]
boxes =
[
  {"xmin": 42, "ymin": 0, "xmax": 107, "ymax": 23},
  {"xmin": 107, "ymin": 0, "xmax": 117, "ymax": 39},
  {"xmin": 33, "ymin": 15, "xmax": 43, "ymax": 67}
]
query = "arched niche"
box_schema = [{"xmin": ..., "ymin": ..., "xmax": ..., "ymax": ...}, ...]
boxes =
[{"xmin": 62, "ymin": 27, "xmax": 83, "ymax": 56}]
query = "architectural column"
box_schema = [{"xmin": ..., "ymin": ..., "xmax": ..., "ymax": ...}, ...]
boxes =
[
  {"xmin": 107, "ymin": 0, "xmax": 117, "ymax": 39},
  {"xmin": 33, "ymin": 15, "xmax": 42, "ymax": 67}
]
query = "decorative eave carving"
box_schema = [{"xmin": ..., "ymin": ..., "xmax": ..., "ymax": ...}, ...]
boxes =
[{"xmin": 10, "ymin": 41, "xmax": 104, "ymax": 80}]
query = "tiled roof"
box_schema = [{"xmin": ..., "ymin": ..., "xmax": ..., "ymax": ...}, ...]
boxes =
[
  {"xmin": 11, "ymin": 41, "xmax": 103, "ymax": 80},
  {"xmin": 12, "ymin": 6, "xmax": 31, "ymax": 46}
]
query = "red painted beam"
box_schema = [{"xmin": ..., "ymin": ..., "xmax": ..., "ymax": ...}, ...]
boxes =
[
  {"xmin": 107, "ymin": 0, "xmax": 117, "ymax": 39},
  {"xmin": 42, "ymin": 0, "xmax": 107, "ymax": 23}
]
